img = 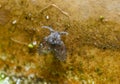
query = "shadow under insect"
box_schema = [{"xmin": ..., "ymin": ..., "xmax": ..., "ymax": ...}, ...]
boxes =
[{"xmin": 38, "ymin": 26, "xmax": 68, "ymax": 61}]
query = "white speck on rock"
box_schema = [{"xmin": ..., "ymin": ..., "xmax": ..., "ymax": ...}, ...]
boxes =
[
  {"xmin": 12, "ymin": 20, "xmax": 17, "ymax": 24},
  {"xmin": 46, "ymin": 15, "xmax": 49, "ymax": 20},
  {"xmin": 32, "ymin": 41, "xmax": 37, "ymax": 46}
]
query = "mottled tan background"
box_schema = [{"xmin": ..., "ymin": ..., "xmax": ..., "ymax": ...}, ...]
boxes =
[{"xmin": 0, "ymin": 0, "xmax": 120, "ymax": 84}]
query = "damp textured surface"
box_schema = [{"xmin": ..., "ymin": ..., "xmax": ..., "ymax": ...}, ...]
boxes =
[{"xmin": 0, "ymin": 0, "xmax": 120, "ymax": 84}]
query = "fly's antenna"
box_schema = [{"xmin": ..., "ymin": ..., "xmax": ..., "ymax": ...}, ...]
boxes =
[
  {"xmin": 42, "ymin": 26, "xmax": 55, "ymax": 32},
  {"xmin": 60, "ymin": 32, "xmax": 68, "ymax": 35}
]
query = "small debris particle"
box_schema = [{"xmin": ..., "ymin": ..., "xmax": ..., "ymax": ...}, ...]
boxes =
[
  {"xmin": 0, "ymin": 73, "xmax": 6, "ymax": 79},
  {"xmin": 28, "ymin": 43, "xmax": 34, "ymax": 49},
  {"xmin": 46, "ymin": 15, "xmax": 49, "ymax": 20},
  {"xmin": 100, "ymin": 16, "xmax": 105, "ymax": 21},
  {"xmin": 100, "ymin": 15, "xmax": 104, "ymax": 19},
  {"xmin": 12, "ymin": 20, "xmax": 17, "ymax": 24},
  {"xmin": 32, "ymin": 41, "xmax": 37, "ymax": 46}
]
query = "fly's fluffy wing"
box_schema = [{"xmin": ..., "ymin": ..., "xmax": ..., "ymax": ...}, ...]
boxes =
[
  {"xmin": 52, "ymin": 44, "xmax": 67, "ymax": 61},
  {"xmin": 38, "ymin": 40, "xmax": 67, "ymax": 61}
]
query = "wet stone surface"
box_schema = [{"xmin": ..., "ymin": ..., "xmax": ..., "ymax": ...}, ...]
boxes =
[{"xmin": 0, "ymin": 0, "xmax": 120, "ymax": 84}]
